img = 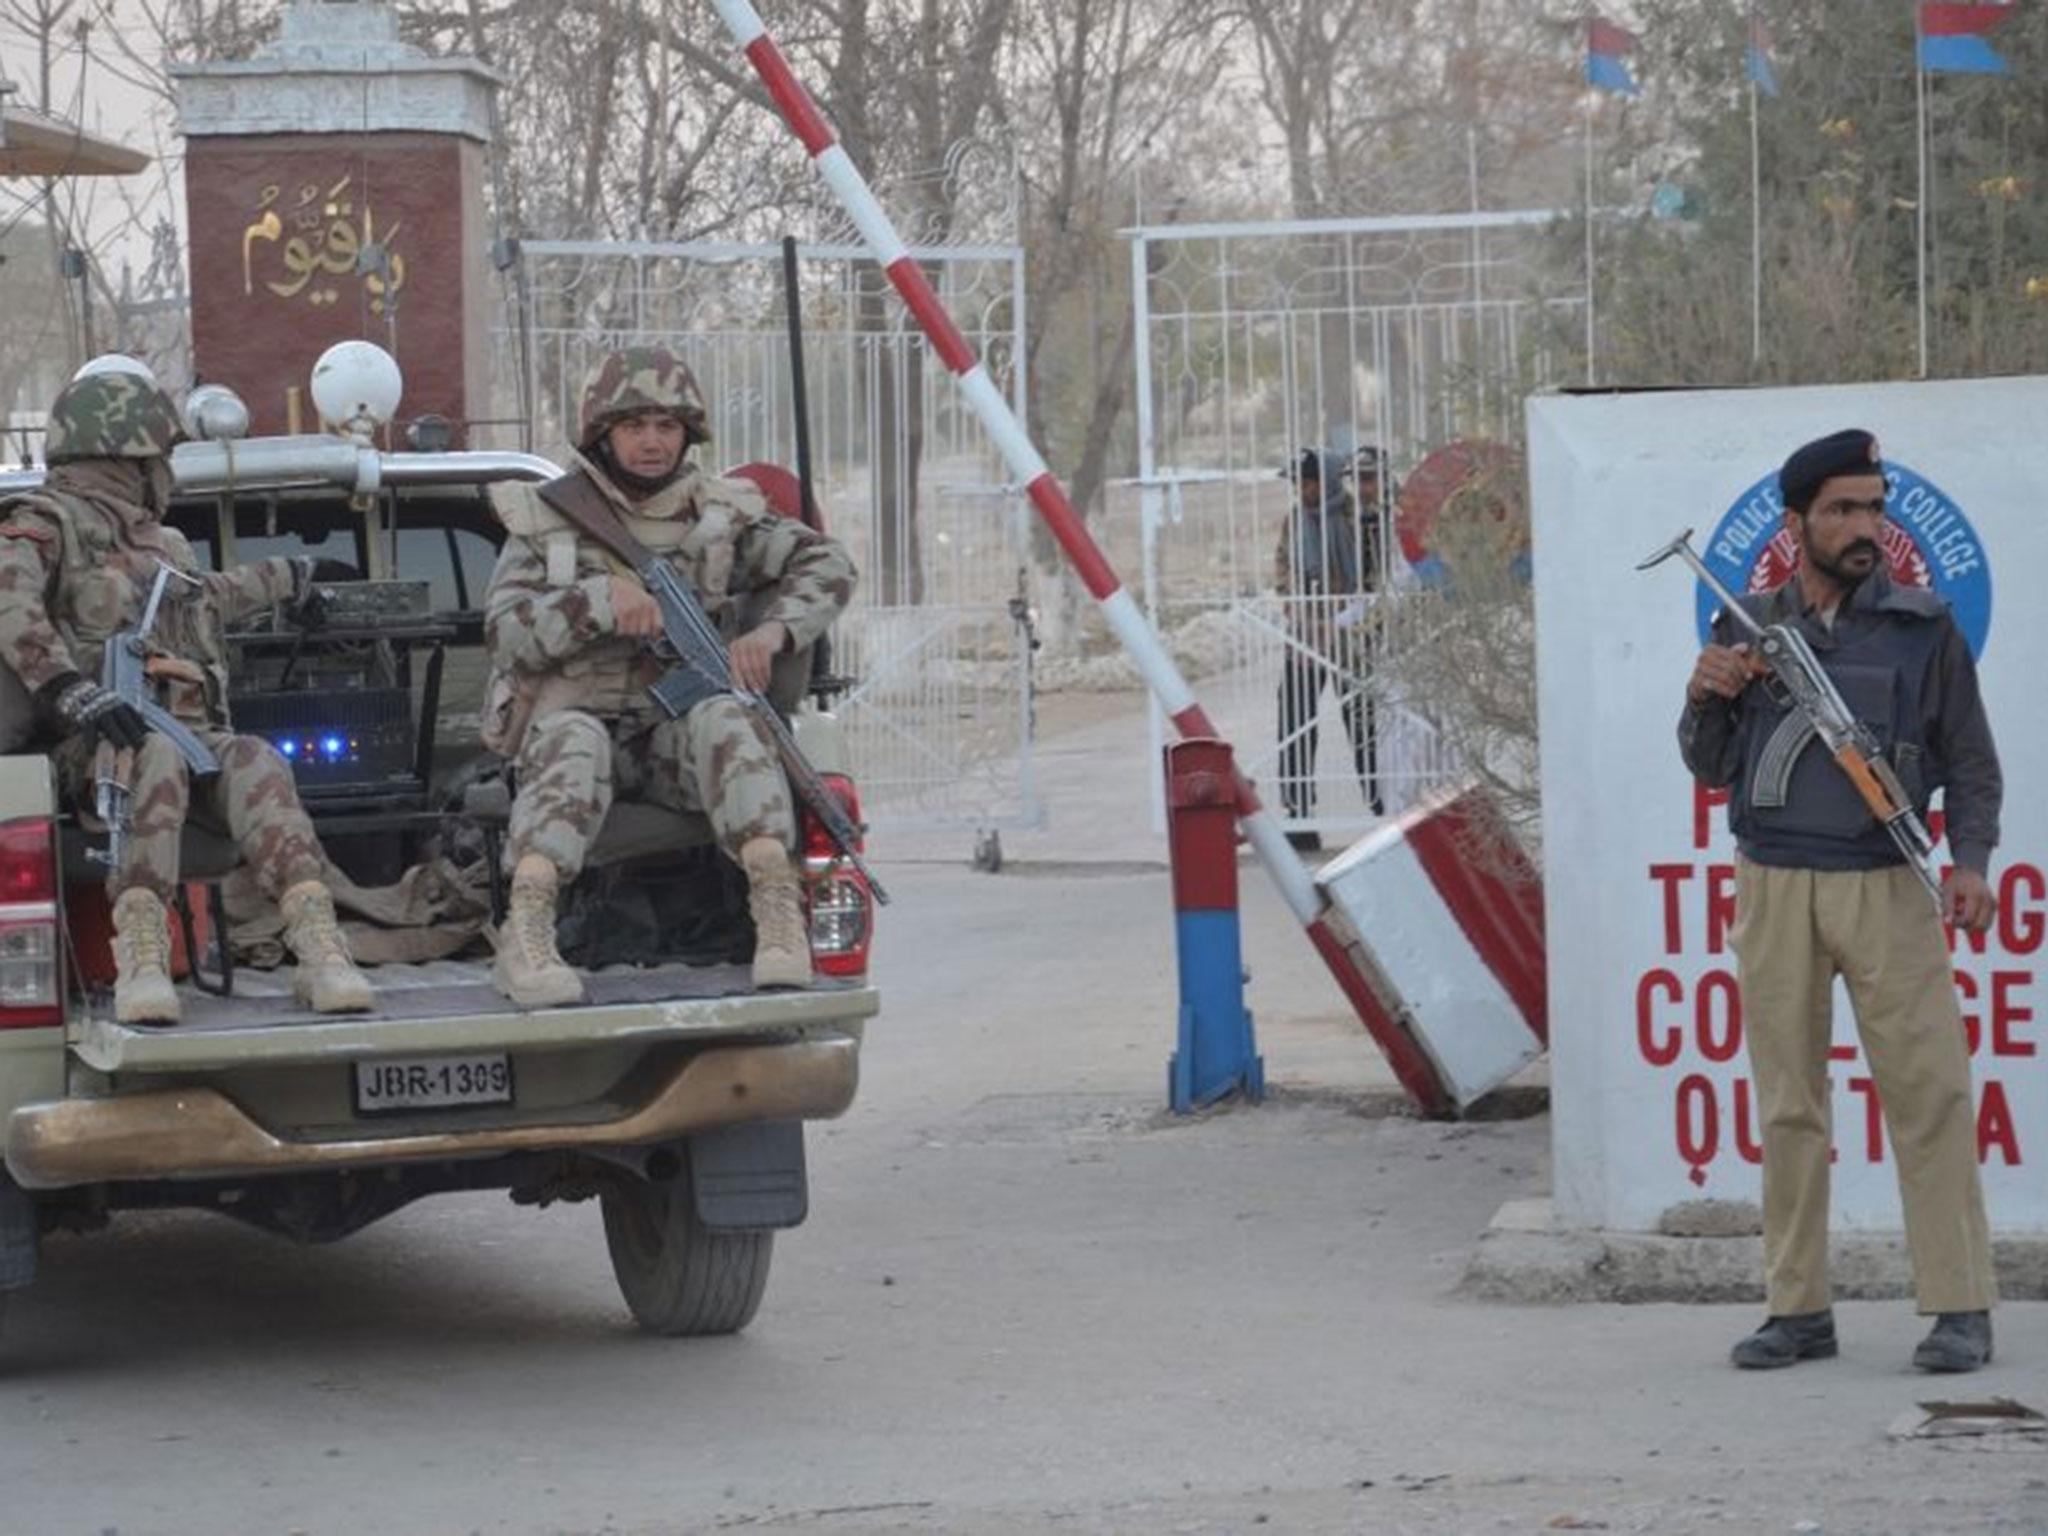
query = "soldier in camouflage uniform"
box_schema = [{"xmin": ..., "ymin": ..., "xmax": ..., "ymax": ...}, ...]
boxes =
[
  {"xmin": 0, "ymin": 373, "xmax": 375, "ymax": 1025},
  {"xmin": 482, "ymin": 346, "xmax": 856, "ymax": 1002}
]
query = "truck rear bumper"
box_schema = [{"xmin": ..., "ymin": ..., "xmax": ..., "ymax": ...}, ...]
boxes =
[{"xmin": 4, "ymin": 1037, "xmax": 858, "ymax": 1190}]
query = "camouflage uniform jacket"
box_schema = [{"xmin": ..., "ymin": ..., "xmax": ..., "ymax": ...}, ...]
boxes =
[
  {"xmin": 0, "ymin": 460, "xmax": 296, "ymax": 728},
  {"xmin": 480, "ymin": 453, "xmax": 856, "ymax": 755}
]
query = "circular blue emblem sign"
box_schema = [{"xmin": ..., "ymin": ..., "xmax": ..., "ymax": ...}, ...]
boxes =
[{"xmin": 1692, "ymin": 459, "xmax": 1993, "ymax": 659}]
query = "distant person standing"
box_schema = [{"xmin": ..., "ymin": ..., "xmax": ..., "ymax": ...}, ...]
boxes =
[
  {"xmin": 1275, "ymin": 448, "xmax": 1383, "ymax": 852},
  {"xmin": 1679, "ymin": 428, "xmax": 2000, "ymax": 1373}
]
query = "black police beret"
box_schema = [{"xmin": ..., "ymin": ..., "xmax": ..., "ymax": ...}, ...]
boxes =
[{"xmin": 1779, "ymin": 428, "xmax": 1882, "ymax": 512}]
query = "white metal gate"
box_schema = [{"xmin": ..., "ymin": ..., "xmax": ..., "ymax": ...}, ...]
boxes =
[
  {"xmin": 494, "ymin": 237, "xmax": 1040, "ymax": 831},
  {"xmin": 1128, "ymin": 209, "xmax": 1586, "ymax": 835}
]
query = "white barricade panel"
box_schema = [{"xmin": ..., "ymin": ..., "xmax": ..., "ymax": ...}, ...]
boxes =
[{"xmin": 1318, "ymin": 786, "xmax": 1546, "ymax": 1109}]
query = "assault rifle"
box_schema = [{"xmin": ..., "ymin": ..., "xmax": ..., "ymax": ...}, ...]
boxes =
[
  {"xmin": 536, "ymin": 475, "xmax": 889, "ymax": 904},
  {"xmin": 1638, "ymin": 529, "xmax": 1942, "ymax": 906},
  {"xmin": 89, "ymin": 563, "xmax": 221, "ymax": 871}
]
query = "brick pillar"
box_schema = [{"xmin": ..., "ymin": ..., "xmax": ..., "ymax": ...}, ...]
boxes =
[{"xmin": 171, "ymin": 1, "xmax": 498, "ymax": 443}]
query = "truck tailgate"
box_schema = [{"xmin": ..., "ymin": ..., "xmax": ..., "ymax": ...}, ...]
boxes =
[
  {"xmin": 10, "ymin": 962, "xmax": 876, "ymax": 1190},
  {"xmin": 69, "ymin": 959, "xmax": 877, "ymax": 1072}
]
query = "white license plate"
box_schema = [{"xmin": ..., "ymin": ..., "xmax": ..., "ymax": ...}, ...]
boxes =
[{"xmin": 354, "ymin": 1053, "xmax": 514, "ymax": 1114}]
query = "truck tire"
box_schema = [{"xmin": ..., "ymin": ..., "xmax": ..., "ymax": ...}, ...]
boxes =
[{"xmin": 601, "ymin": 1169, "xmax": 773, "ymax": 1336}]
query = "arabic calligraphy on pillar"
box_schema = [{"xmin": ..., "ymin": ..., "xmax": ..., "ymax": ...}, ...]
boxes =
[{"xmin": 241, "ymin": 175, "xmax": 408, "ymax": 314}]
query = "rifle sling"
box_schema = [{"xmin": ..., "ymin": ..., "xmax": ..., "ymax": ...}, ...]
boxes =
[
  {"xmin": 538, "ymin": 471, "xmax": 735, "ymax": 711},
  {"xmin": 535, "ymin": 472, "xmax": 661, "ymax": 575}
]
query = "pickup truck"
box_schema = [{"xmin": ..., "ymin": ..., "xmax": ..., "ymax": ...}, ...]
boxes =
[{"xmin": 0, "ymin": 392, "xmax": 879, "ymax": 1345}]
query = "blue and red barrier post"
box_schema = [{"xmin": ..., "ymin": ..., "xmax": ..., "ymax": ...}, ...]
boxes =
[{"xmin": 1165, "ymin": 739, "xmax": 1264, "ymax": 1112}]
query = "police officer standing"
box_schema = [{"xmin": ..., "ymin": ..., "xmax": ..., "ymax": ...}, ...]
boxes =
[
  {"xmin": 1679, "ymin": 429, "xmax": 1999, "ymax": 1373},
  {"xmin": 1275, "ymin": 448, "xmax": 1383, "ymax": 851}
]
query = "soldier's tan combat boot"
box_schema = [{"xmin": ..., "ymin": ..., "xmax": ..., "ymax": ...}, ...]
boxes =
[
  {"xmin": 741, "ymin": 837, "xmax": 812, "ymax": 991},
  {"xmin": 110, "ymin": 886, "xmax": 180, "ymax": 1027},
  {"xmin": 494, "ymin": 854, "xmax": 585, "ymax": 1007},
  {"xmin": 279, "ymin": 880, "xmax": 376, "ymax": 1014}
]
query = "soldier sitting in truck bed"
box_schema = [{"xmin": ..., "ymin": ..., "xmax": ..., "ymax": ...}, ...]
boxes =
[
  {"xmin": 481, "ymin": 346, "xmax": 856, "ymax": 1003},
  {"xmin": 0, "ymin": 368, "xmax": 374, "ymax": 1025}
]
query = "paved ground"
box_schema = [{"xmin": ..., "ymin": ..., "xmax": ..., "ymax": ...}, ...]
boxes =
[{"xmin": 3, "ymin": 690, "xmax": 2044, "ymax": 1535}]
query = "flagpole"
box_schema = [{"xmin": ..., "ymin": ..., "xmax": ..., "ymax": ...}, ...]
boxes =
[
  {"xmin": 1749, "ymin": 60, "xmax": 1763, "ymax": 369},
  {"xmin": 1916, "ymin": 48, "xmax": 1930, "ymax": 378},
  {"xmin": 1583, "ymin": 92, "xmax": 1597, "ymax": 386}
]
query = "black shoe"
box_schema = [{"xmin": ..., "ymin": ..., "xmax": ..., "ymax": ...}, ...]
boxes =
[
  {"xmin": 1913, "ymin": 1311, "xmax": 1993, "ymax": 1372},
  {"xmin": 1730, "ymin": 1310, "xmax": 1838, "ymax": 1369},
  {"xmin": 1285, "ymin": 830, "xmax": 1322, "ymax": 853}
]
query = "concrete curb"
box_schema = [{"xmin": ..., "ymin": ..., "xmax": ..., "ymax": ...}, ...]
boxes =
[{"xmin": 1462, "ymin": 1198, "xmax": 2048, "ymax": 1304}]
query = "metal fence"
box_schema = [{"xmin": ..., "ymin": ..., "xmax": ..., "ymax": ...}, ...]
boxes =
[
  {"xmin": 495, "ymin": 237, "xmax": 1042, "ymax": 832},
  {"xmin": 1128, "ymin": 209, "xmax": 1585, "ymax": 835}
]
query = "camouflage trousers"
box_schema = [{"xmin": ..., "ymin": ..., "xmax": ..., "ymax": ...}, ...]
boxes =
[
  {"xmin": 63, "ymin": 727, "xmax": 327, "ymax": 902},
  {"xmin": 506, "ymin": 699, "xmax": 795, "ymax": 880}
]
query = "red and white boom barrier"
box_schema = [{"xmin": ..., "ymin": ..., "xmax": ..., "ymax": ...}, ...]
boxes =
[{"xmin": 712, "ymin": 0, "xmax": 1504, "ymax": 1114}]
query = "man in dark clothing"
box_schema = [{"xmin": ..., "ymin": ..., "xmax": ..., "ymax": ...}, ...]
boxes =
[
  {"xmin": 1679, "ymin": 428, "xmax": 1999, "ymax": 1374},
  {"xmin": 1275, "ymin": 449, "xmax": 1383, "ymax": 851}
]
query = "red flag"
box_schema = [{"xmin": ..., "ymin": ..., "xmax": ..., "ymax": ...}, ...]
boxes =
[{"xmin": 1588, "ymin": 17, "xmax": 1639, "ymax": 56}]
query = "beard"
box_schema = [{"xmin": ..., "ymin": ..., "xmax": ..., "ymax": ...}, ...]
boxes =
[{"xmin": 1806, "ymin": 535, "xmax": 1880, "ymax": 588}]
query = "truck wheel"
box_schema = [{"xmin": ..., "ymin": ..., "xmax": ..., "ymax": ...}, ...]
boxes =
[{"xmin": 601, "ymin": 1169, "xmax": 773, "ymax": 1336}]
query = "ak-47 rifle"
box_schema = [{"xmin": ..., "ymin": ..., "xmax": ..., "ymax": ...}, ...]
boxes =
[
  {"xmin": 536, "ymin": 475, "xmax": 889, "ymax": 904},
  {"xmin": 1638, "ymin": 528, "xmax": 1942, "ymax": 907},
  {"xmin": 89, "ymin": 563, "xmax": 221, "ymax": 871}
]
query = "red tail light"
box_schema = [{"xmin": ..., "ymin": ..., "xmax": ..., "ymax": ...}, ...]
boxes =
[
  {"xmin": 800, "ymin": 775, "xmax": 874, "ymax": 979},
  {"xmin": 0, "ymin": 818, "xmax": 62, "ymax": 1027}
]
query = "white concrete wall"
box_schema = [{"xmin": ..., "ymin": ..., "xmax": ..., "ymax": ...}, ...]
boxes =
[{"xmin": 1530, "ymin": 378, "xmax": 2048, "ymax": 1234}]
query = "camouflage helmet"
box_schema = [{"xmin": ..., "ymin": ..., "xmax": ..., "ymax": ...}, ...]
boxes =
[
  {"xmin": 43, "ymin": 372, "xmax": 187, "ymax": 464},
  {"xmin": 577, "ymin": 345, "xmax": 710, "ymax": 452}
]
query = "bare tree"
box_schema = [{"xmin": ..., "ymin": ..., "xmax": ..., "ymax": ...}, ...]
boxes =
[{"xmin": 998, "ymin": 0, "xmax": 1230, "ymax": 638}]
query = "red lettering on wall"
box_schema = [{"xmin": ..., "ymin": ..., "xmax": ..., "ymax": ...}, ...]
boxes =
[
  {"xmin": 1693, "ymin": 782, "xmax": 1730, "ymax": 851},
  {"xmin": 1676, "ymin": 1074, "xmax": 1717, "ymax": 1186},
  {"xmin": 1697, "ymin": 971, "xmax": 1744, "ymax": 1063},
  {"xmin": 1978, "ymin": 1081, "xmax": 2020, "ymax": 1164},
  {"xmin": 1649, "ymin": 864, "xmax": 1694, "ymax": 953},
  {"xmin": 1846, "ymin": 1077, "xmax": 1885, "ymax": 1162},
  {"xmin": 1999, "ymin": 865, "xmax": 2045, "ymax": 956},
  {"xmin": 1957, "ymin": 970, "xmax": 1981, "ymax": 1055},
  {"xmin": 1992, "ymin": 971, "xmax": 2036, "ymax": 1058},
  {"xmin": 1636, "ymin": 970, "xmax": 1685, "ymax": 1067},
  {"xmin": 1705, "ymin": 864, "xmax": 1738, "ymax": 955}
]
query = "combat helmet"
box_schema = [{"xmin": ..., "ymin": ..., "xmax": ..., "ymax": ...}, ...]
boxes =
[
  {"xmin": 43, "ymin": 372, "xmax": 186, "ymax": 464},
  {"xmin": 577, "ymin": 345, "xmax": 710, "ymax": 452}
]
